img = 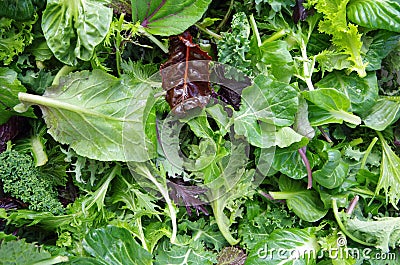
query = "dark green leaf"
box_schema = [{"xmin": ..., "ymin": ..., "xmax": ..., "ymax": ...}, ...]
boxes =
[
  {"xmin": 363, "ymin": 98, "xmax": 400, "ymax": 131},
  {"xmin": 313, "ymin": 150, "xmax": 349, "ymax": 189},
  {"xmin": 133, "ymin": 0, "xmax": 212, "ymax": 36},
  {"xmin": 347, "ymin": 0, "xmax": 400, "ymax": 32},
  {"xmin": 0, "ymin": 67, "xmax": 35, "ymax": 124},
  {"xmin": 315, "ymin": 71, "xmax": 378, "ymax": 116},
  {"xmin": 302, "ymin": 88, "xmax": 361, "ymax": 126}
]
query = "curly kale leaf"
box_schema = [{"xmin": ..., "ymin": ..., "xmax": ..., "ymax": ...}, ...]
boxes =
[
  {"xmin": 0, "ymin": 150, "xmax": 64, "ymax": 214},
  {"xmin": 217, "ymin": 12, "xmax": 252, "ymax": 77},
  {"xmin": 0, "ymin": 17, "xmax": 35, "ymax": 65}
]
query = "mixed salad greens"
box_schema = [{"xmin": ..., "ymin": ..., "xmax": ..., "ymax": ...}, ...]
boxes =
[{"xmin": 1, "ymin": 0, "xmax": 400, "ymax": 264}]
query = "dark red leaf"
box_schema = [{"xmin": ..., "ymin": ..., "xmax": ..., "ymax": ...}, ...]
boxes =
[
  {"xmin": 0, "ymin": 116, "xmax": 29, "ymax": 153},
  {"xmin": 160, "ymin": 31, "xmax": 212, "ymax": 114},
  {"xmin": 167, "ymin": 178, "xmax": 209, "ymax": 216}
]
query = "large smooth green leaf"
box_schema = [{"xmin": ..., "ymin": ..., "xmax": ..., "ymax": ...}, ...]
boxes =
[
  {"xmin": 233, "ymin": 74, "xmax": 298, "ymax": 147},
  {"xmin": 363, "ymin": 97, "xmax": 400, "ymax": 131},
  {"xmin": 42, "ymin": 0, "xmax": 112, "ymax": 65},
  {"xmin": 364, "ymin": 30, "xmax": 400, "ymax": 71},
  {"xmin": 0, "ymin": 67, "xmax": 35, "ymax": 124},
  {"xmin": 303, "ymin": 88, "xmax": 361, "ymax": 126},
  {"xmin": 155, "ymin": 238, "xmax": 216, "ymax": 265},
  {"xmin": 17, "ymin": 70, "xmax": 156, "ymax": 162},
  {"xmin": 270, "ymin": 176, "xmax": 328, "ymax": 222},
  {"xmin": 272, "ymin": 148, "xmax": 315, "ymax": 179},
  {"xmin": 313, "ymin": 150, "xmax": 349, "ymax": 189},
  {"xmin": 75, "ymin": 226, "xmax": 153, "ymax": 265},
  {"xmin": 245, "ymin": 228, "xmax": 319, "ymax": 265},
  {"xmin": 347, "ymin": 0, "xmax": 400, "ymax": 32},
  {"xmin": 316, "ymin": 71, "xmax": 378, "ymax": 116},
  {"xmin": 133, "ymin": 0, "xmax": 212, "ymax": 36}
]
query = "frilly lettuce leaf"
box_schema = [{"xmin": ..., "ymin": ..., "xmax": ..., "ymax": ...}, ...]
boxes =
[{"xmin": 308, "ymin": 0, "xmax": 368, "ymax": 77}]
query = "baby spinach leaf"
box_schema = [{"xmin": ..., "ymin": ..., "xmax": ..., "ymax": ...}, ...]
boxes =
[
  {"xmin": 252, "ymin": 40, "xmax": 294, "ymax": 83},
  {"xmin": 0, "ymin": 68, "xmax": 35, "ymax": 124},
  {"xmin": 233, "ymin": 74, "xmax": 298, "ymax": 147},
  {"xmin": 154, "ymin": 237, "xmax": 217, "ymax": 265},
  {"xmin": 270, "ymin": 176, "xmax": 328, "ymax": 222},
  {"xmin": 313, "ymin": 149, "xmax": 348, "ymax": 189},
  {"xmin": 17, "ymin": 70, "xmax": 156, "ymax": 162},
  {"xmin": 73, "ymin": 225, "xmax": 153, "ymax": 265},
  {"xmin": 275, "ymin": 127, "xmax": 308, "ymax": 149},
  {"xmin": 42, "ymin": 0, "xmax": 112, "ymax": 65},
  {"xmin": 363, "ymin": 97, "xmax": 400, "ymax": 131},
  {"xmin": 376, "ymin": 131, "xmax": 400, "ymax": 207},
  {"xmin": 347, "ymin": 0, "xmax": 400, "ymax": 32},
  {"xmin": 246, "ymin": 228, "xmax": 319, "ymax": 265},
  {"xmin": 0, "ymin": 0, "xmax": 35, "ymax": 21},
  {"xmin": 272, "ymin": 147, "xmax": 316, "ymax": 180},
  {"xmin": 316, "ymin": 71, "xmax": 378, "ymax": 116},
  {"xmin": 302, "ymin": 88, "xmax": 361, "ymax": 126},
  {"xmin": 364, "ymin": 30, "xmax": 400, "ymax": 71},
  {"xmin": 133, "ymin": 0, "xmax": 211, "ymax": 36}
]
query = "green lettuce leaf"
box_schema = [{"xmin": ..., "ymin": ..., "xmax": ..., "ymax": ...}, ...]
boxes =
[
  {"xmin": 309, "ymin": 0, "xmax": 368, "ymax": 77},
  {"xmin": 245, "ymin": 228, "xmax": 319, "ymax": 265},
  {"xmin": 375, "ymin": 131, "xmax": 400, "ymax": 207},
  {"xmin": 133, "ymin": 0, "xmax": 211, "ymax": 36},
  {"xmin": 315, "ymin": 71, "xmax": 378, "ymax": 115},
  {"xmin": 345, "ymin": 215, "xmax": 400, "ymax": 252},
  {"xmin": 347, "ymin": 0, "xmax": 400, "ymax": 32},
  {"xmin": 0, "ymin": 239, "xmax": 67, "ymax": 265},
  {"xmin": 0, "ymin": 68, "xmax": 35, "ymax": 124},
  {"xmin": 0, "ymin": 17, "xmax": 35, "ymax": 65},
  {"xmin": 363, "ymin": 97, "xmax": 400, "ymax": 131},
  {"xmin": 313, "ymin": 149, "xmax": 349, "ymax": 189},
  {"xmin": 72, "ymin": 225, "xmax": 153, "ymax": 265},
  {"xmin": 233, "ymin": 74, "xmax": 298, "ymax": 147},
  {"xmin": 16, "ymin": 70, "xmax": 157, "ymax": 162},
  {"xmin": 302, "ymin": 88, "xmax": 361, "ymax": 126},
  {"xmin": 42, "ymin": 0, "xmax": 112, "ymax": 65},
  {"xmin": 270, "ymin": 176, "xmax": 328, "ymax": 222}
]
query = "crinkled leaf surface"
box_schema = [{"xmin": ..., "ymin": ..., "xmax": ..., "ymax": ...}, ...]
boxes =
[
  {"xmin": 17, "ymin": 70, "xmax": 156, "ymax": 162},
  {"xmin": 0, "ymin": 239, "xmax": 53, "ymax": 265},
  {"xmin": 347, "ymin": 0, "xmax": 400, "ymax": 32},
  {"xmin": 161, "ymin": 31, "xmax": 212, "ymax": 114},
  {"xmin": 133, "ymin": 0, "xmax": 212, "ymax": 36},
  {"xmin": 245, "ymin": 228, "xmax": 319, "ymax": 265},
  {"xmin": 345, "ymin": 215, "xmax": 400, "ymax": 252},
  {"xmin": 376, "ymin": 132, "xmax": 400, "ymax": 207},
  {"xmin": 42, "ymin": 0, "xmax": 112, "ymax": 65},
  {"xmin": 309, "ymin": 0, "xmax": 367, "ymax": 77},
  {"xmin": 76, "ymin": 225, "xmax": 153, "ymax": 265},
  {"xmin": 0, "ymin": 68, "xmax": 35, "ymax": 124},
  {"xmin": 316, "ymin": 71, "xmax": 378, "ymax": 116}
]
